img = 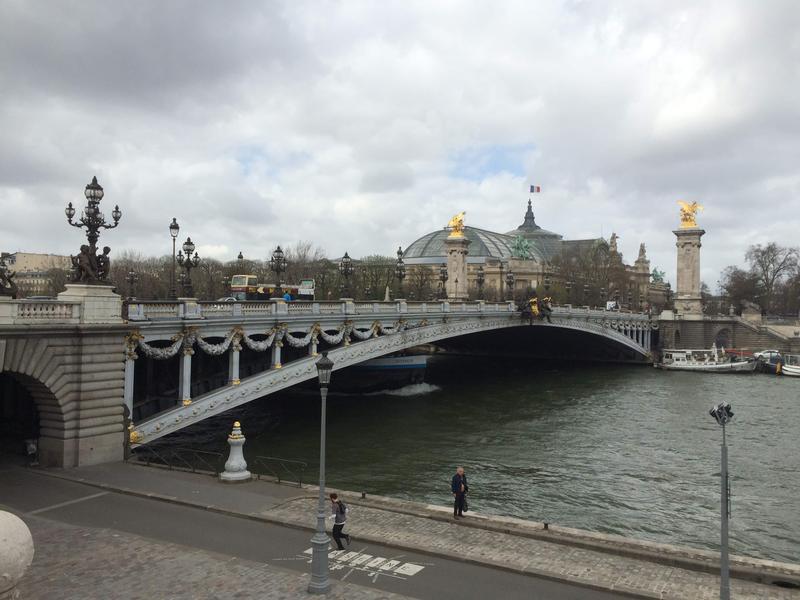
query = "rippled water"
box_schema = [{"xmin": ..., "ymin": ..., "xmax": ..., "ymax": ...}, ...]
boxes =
[{"xmin": 175, "ymin": 357, "xmax": 800, "ymax": 563}]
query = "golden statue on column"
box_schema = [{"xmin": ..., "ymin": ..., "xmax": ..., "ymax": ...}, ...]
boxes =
[
  {"xmin": 447, "ymin": 211, "xmax": 466, "ymax": 238},
  {"xmin": 678, "ymin": 201, "xmax": 703, "ymax": 228}
]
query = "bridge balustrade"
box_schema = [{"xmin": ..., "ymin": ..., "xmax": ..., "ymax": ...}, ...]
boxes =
[{"xmin": 0, "ymin": 299, "xmax": 81, "ymax": 324}]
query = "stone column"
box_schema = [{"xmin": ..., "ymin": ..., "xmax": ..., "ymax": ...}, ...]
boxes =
[
  {"xmin": 220, "ymin": 421, "xmax": 251, "ymax": 483},
  {"xmin": 123, "ymin": 352, "xmax": 136, "ymax": 417},
  {"xmin": 228, "ymin": 339, "xmax": 241, "ymax": 385},
  {"xmin": 179, "ymin": 345, "xmax": 194, "ymax": 406},
  {"xmin": 674, "ymin": 227, "xmax": 706, "ymax": 315},
  {"xmin": 444, "ymin": 235, "xmax": 471, "ymax": 301},
  {"xmin": 271, "ymin": 340, "xmax": 283, "ymax": 369}
]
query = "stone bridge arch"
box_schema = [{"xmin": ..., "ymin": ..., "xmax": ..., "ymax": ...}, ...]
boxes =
[{"xmin": 0, "ymin": 333, "xmax": 126, "ymax": 467}]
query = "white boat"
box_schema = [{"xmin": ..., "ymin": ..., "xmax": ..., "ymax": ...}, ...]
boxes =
[
  {"xmin": 656, "ymin": 345, "xmax": 757, "ymax": 373},
  {"xmin": 780, "ymin": 354, "xmax": 800, "ymax": 377}
]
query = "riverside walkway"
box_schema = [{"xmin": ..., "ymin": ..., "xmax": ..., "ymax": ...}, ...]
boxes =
[{"xmin": 3, "ymin": 462, "xmax": 798, "ymax": 600}]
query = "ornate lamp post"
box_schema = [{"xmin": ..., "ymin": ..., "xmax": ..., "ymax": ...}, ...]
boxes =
[
  {"xmin": 223, "ymin": 275, "xmax": 231, "ymax": 296},
  {"xmin": 565, "ymin": 280, "xmax": 573, "ymax": 304},
  {"xmin": 237, "ymin": 251, "xmax": 244, "ymax": 267},
  {"xmin": 476, "ymin": 265, "xmax": 485, "ymax": 299},
  {"xmin": 709, "ymin": 402, "xmax": 734, "ymax": 600},
  {"xmin": 338, "ymin": 252, "xmax": 354, "ymax": 297},
  {"xmin": 176, "ymin": 237, "xmax": 200, "ymax": 297},
  {"xmin": 64, "ymin": 176, "xmax": 121, "ymax": 283},
  {"xmin": 583, "ymin": 283, "xmax": 590, "ymax": 305},
  {"xmin": 600, "ymin": 287, "xmax": 607, "ymax": 305},
  {"xmin": 309, "ymin": 352, "xmax": 334, "ymax": 594},
  {"xmin": 505, "ymin": 269, "xmax": 515, "ymax": 301},
  {"xmin": 269, "ymin": 246, "xmax": 287, "ymax": 298},
  {"xmin": 394, "ymin": 246, "xmax": 406, "ymax": 298},
  {"xmin": 438, "ymin": 263, "xmax": 448, "ymax": 300},
  {"xmin": 168, "ymin": 218, "xmax": 180, "ymax": 298},
  {"xmin": 125, "ymin": 270, "xmax": 138, "ymax": 299},
  {"xmin": 543, "ymin": 272, "xmax": 551, "ymax": 292}
]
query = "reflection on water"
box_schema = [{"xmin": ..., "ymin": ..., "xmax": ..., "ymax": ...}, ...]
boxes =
[{"xmin": 169, "ymin": 356, "xmax": 800, "ymax": 562}]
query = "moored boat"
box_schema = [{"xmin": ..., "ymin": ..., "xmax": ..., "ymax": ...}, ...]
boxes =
[
  {"xmin": 781, "ymin": 354, "xmax": 800, "ymax": 377},
  {"xmin": 656, "ymin": 345, "xmax": 757, "ymax": 373}
]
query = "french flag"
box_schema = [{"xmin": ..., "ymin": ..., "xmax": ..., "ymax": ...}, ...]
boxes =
[{"xmin": 530, "ymin": 185, "xmax": 541, "ymax": 193}]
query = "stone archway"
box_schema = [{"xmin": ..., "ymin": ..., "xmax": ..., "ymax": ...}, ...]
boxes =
[{"xmin": 714, "ymin": 327, "xmax": 731, "ymax": 348}]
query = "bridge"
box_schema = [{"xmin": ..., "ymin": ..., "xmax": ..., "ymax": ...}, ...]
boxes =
[{"xmin": 0, "ymin": 286, "xmax": 655, "ymax": 466}]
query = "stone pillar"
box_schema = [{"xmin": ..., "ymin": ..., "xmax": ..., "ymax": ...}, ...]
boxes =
[
  {"xmin": 271, "ymin": 340, "xmax": 283, "ymax": 369},
  {"xmin": 57, "ymin": 284, "xmax": 123, "ymax": 324},
  {"xmin": 0, "ymin": 511, "xmax": 34, "ymax": 600},
  {"xmin": 179, "ymin": 345, "xmax": 193, "ymax": 406},
  {"xmin": 228, "ymin": 339, "xmax": 241, "ymax": 385},
  {"xmin": 444, "ymin": 235, "xmax": 471, "ymax": 301},
  {"xmin": 123, "ymin": 353, "xmax": 136, "ymax": 417},
  {"xmin": 674, "ymin": 227, "xmax": 706, "ymax": 315},
  {"xmin": 220, "ymin": 421, "xmax": 251, "ymax": 483}
]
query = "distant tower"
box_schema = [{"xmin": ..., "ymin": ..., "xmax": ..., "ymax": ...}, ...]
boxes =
[{"xmin": 674, "ymin": 202, "xmax": 705, "ymax": 315}]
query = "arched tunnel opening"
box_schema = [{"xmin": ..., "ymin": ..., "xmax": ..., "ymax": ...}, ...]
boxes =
[{"xmin": 0, "ymin": 373, "xmax": 39, "ymax": 461}]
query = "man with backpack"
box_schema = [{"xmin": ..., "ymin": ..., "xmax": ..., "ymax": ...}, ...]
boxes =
[{"xmin": 329, "ymin": 493, "xmax": 351, "ymax": 550}]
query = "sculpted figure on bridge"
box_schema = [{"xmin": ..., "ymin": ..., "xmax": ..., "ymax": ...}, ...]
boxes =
[
  {"xmin": 71, "ymin": 244, "xmax": 112, "ymax": 284},
  {"xmin": 447, "ymin": 212, "xmax": 466, "ymax": 238},
  {"xmin": 0, "ymin": 258, "xmax": 18, "ymax": 298},
  {"xmin": 678, "ymin": 201, "xmax": 703, "ymax": 228}
]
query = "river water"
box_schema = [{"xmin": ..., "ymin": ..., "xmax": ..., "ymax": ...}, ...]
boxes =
[{"xmin": 169, "ymin": 356, "xmax": 800, "ymax": 563}]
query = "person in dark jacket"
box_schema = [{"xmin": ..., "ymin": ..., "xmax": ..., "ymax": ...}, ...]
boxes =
[
  {"xmin": 329, "ymin": 492, "xmax": 351, "ymax": 550},
  {"xmin": 451, "ymin": 466, "xmax": 469, "ymax": 518}
]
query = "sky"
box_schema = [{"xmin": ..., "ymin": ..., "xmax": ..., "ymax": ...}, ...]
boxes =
[{"xmin": 1, "ymin": 1, "xmax": 798, "ymax": 290}]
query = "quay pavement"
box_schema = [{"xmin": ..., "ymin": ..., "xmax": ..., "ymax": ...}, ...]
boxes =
[{"xmin": 2, "ymin": 461, "xmax": 799, "ymax": 600}]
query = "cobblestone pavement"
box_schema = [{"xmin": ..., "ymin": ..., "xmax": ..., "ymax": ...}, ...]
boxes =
[
  {"xmin": 17, "ymin": 516, "xmax": 413, "ymax": 600},
  {"xmin": 266, "ymin": 498, "xmax": 800, "ymax": 600}
]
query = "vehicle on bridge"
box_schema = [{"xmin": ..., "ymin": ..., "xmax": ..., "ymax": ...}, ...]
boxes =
[{"xmin": 229, "ymin": 274, "xmax": 315, "ymax": 301}]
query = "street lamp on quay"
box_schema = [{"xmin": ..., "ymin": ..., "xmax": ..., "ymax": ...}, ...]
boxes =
[
  {"xmin": 237, "ymin": 251, "xmax": 244, "ymax": 271},
  {"xmin": 176, "ymin": 237, "xmax": 200, "ymax": 297},
  {"xmin": 269, "ymin": 246, "xmax": 287, "ymax": 298},
  {"xmin": 709, "ymin": 402, "xmax": 734, "ymax": 600},
  {"xmin": 565, "ymin": 280, "xmax": 573, "ymax": 304},
  {"xmin": 308, "ymin": 351, "xmax": 334, "ymax": 595},
  {"xmin": 168, "ymin": 218, "xmax": 180, "ymax": 299},
  {"xmin": 394, "ymin": 246, "xmax": 406, "ymax": 298},
  {"xmin": 438, "ymin": 263, "xmax": 448, "ymax": 299},
  {"xmin": 338, "ymin": 252, "xmax": 355, "ymax": 298},
  {"xmin": 223, "ymin": 275, "xmax": 231, "ymax": 295},
  {"xmin": 64, "ymin": 176, "xmax": 122, "ymax": 283},
  {"xmin": 476, "ymin": 265, "xmax": 485, "ymax": 299},
  {"xmin": 125, "ymin": 270, "xmax": 138, "ymax": 299},
  {"xmin": 505, "ymin": 269, "xmax": 515, "ymax": 301}
]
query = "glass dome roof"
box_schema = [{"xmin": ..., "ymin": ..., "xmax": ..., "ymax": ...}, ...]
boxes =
[{"xmin": 403, "ymin": 226, "xmax": 547, "ymax": 264}]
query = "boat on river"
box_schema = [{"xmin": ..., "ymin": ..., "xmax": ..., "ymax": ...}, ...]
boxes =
[
  {"xmin": 780, "ymin": 354, "xmax": 800, "ymax": 377},
  {"xmin": 656, "ymin": 345, "xmax": 757, "ymax": 373}
]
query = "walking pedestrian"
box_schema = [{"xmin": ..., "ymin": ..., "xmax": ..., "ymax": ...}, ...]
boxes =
[
  {"xmin": 451, "ymin": 466, "xmax": 469, "ymax": 519},
  {"xmin": 329, "ymin": 492, "xmax": 351, "ymax": 550}
]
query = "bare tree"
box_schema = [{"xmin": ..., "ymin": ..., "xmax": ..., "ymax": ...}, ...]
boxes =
[{"xmin": 745, "ymin": 243, "xmax": 798, "ymax": 311}]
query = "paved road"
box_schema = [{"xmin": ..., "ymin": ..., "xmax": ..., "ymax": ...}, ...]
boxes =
[{"xmin": 1, "ymin": 467, "xmax": 620, "ymax": 600}]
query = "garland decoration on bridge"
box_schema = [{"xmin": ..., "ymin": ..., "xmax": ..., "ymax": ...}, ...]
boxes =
[
  {"xmin": 319, "ymin": 324, "xmax": 347, "ymax": 345},
  {"xmin": 241, "ymin": 327, "xmax": 279, "ymax": 352},
  {"xmin": 136, "ymin": 332, "xmax": 187, "ymax": 360},
  {"xmin": 350, "ymin": 321, "xmax": 380, "ymax": 341},
  {"xmin": 195, "ymin": 329, "xmax": 238, "ymax": 356},
  {"xmin": 284, "ymin": 325, "xmax": 316, "ymax": 348}
]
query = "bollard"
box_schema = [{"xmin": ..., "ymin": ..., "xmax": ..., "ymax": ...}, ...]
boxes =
[
  {"xmin": 361, "ymin": 492, "xmax": 366, "ymax": 499},
  {"xmin": 219, "ymin": 421, "xmax": 251, "ymax": 483},
  {"xmin": 543, "ymin": 522, "xmax": 549, "ymax": 531},
  {"xmin": 0, "ymin": 510, "xmax": 35, "ymax": 600}
]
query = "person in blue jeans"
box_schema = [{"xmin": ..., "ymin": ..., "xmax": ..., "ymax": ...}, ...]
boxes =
[
  {"xmin": 451, "ymin": 466, "xmax": 469, "ymax": 518},
  {"xmin": 329, "ymin": 492, "xmax": 351, "ymax": 550}
]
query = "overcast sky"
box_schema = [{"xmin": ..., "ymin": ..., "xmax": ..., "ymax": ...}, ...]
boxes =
[{"xmin": 1, "ymin": 1, "xmax": 798, "ymax": 290}]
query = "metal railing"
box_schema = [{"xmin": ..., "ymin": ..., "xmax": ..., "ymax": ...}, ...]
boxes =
[
  {"xmin": 251, "ymin": 455, "xmax": 308, "ymax": 487},
  {"xmin": 129, "ymin": 445, "xmax": 225, "ymax": 475}
]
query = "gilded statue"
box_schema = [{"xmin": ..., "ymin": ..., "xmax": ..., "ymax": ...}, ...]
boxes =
[
  {"xmin": 447, "ymin": 211, "xmax": 466, "ymax": 238},
  {"xmin": 678, "ymin": 201, "xmax": 703, "ymax": 228}
]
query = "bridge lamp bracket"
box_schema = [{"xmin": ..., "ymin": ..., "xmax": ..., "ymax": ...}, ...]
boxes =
[{"xmin": 316, "ymin": 352, "xmax": 334, "ymax": 389}]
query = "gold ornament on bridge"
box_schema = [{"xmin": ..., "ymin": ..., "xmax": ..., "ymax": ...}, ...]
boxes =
[
  {"xmin": 447, "ymin": 211, "xmax": 466, "ymax": 238},
  {"xmin": 678, "ymin": 201, "xmax": 703, "ymax": 228}
]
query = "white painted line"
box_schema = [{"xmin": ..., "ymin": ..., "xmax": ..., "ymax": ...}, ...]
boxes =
[
  {"xmin": 28, "ymin": 492, "xmax": 109, "ymax": 515},
  {"xmin": 379, "ymin": 559, "xmax": 401, "ymax": 571},
  {"xmin": 350, "ymin": 554, "xmax": 373, "ymax": 566},
  {"xmin": 337, "ymin": 551, "xmax": 361, "ymax": 562},
  {"xmin": 395, "ymin": 563, "xmax": 425, "ymax": 576},
  {"xmin": 365, "ymin": 557, "xmax": 388, "ymax": 568}
]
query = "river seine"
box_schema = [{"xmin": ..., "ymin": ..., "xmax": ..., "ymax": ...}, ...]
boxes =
[{"xmin": 172, "ymin": 356, "xmax": 800, "ymax": 563}]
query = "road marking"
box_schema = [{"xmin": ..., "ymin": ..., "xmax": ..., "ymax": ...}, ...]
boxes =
[
  {"xmin": 28, "ymin": 492, "xmax": 109, "ymax": 515},
  {"xmin": 294, "ymin": 548, "xmax": 426, "ymax": 582}
]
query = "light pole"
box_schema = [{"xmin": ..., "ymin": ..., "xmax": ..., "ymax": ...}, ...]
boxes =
[
  {"xmin": 476, "ymin": 265, "xmax": 485, "ymax": 299},
  {"xmin": 565, "ymin": 280, "xmax": 573, "ymax": 304},
  {"xmin": 309, "ymin": 351, "xmax": 334, "ymax": 594},
  {"xmin": 709, "ymin": 402, "xmax": 734, "ymax": 600},
  {"xmin": 169, "ymin": 218, "xmax": 179, "ymax": 298},
  {"xmin": 237, "ymin": 251, "xmax": 244, "ymax": 272},
  {"xmin": 270, "ymin": 246, "xmax": 287, "ymax": 298},
  {"xmin": 176, "ymin": 237, "xmax": 200, "ymax": 297},
  {"xmin": 64, "ymin": 176, "xmax": 122, "ymax": 283},
  {"xmin": 395, "ymin": 246, "xmax": 406, "ymax": 298},
  {"xmin": 505, "ymin": 269, "xmax": 515, "ymax": 301},
  {"xmin": 438, "ymin": 263, "xmax": 448, "ymax": 300},
  {"xmin": 125, "ymin": 270, "xmax": 138, "ymax": 300},
  {"xmin": 338, "ymin": 252, "xmax": 354, "ymax": 298}
]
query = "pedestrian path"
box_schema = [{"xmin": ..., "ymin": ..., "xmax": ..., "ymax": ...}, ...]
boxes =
[{"xmin": 30, "ymin": 462, "xmax": 800, "ymax": 600}]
